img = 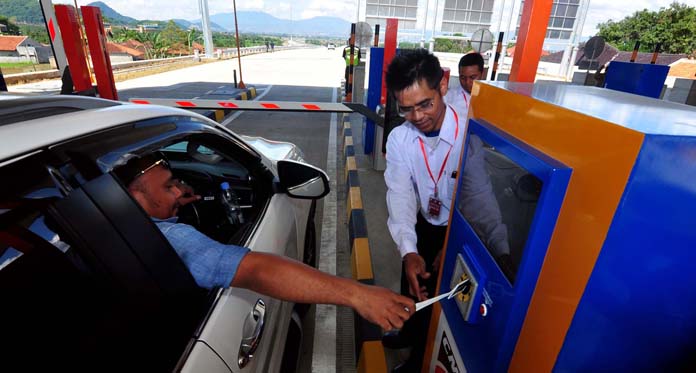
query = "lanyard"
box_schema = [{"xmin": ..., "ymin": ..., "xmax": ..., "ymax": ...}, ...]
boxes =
[
  {"xmin": 418, "ymin": 108, "xmax": 459, "ymax": 197},
  {"xmin": 461, "ymin": 91, "xmax": 469, "ymax": 110}
]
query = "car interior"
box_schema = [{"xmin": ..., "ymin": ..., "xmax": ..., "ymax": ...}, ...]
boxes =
[
  {"xmin": 160, "ymin": 134, "xmax": 274, "ymax": 245},
  {"xmin": 0, "ymin": 116, "xmax": 279, "ymax": 370}
]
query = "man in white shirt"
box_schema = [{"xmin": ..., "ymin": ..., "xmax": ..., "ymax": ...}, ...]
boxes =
[
  {"xmin": 382, "ymin": 49, "xmax": 510, "ymax": 372},
  {"xmin": 382, "ymin": 48, "xmax": 465, "ymax": 372},
  {"xmin": 444, "ymin": 52, "xmax": 484, "ymax": 118}
]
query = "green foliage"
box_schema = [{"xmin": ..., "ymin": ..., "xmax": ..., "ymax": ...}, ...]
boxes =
[
  {"xmin": 0, "ymin": 15, "xmax": 21, "ymax": 34},
  {"xmin": 133, "ymin": 32, "xmax": 168, "ymax": 59},
  {"xmin": 110, "ymin": 27, "xmax": 140, "ymax": 43},
  {"xmin": 19, "ymin": 24, "xmax": 49, "ymax": 44},
  {"xmin": 0, "ymin": 0, "xmax": 43, "ymax": 24},
  {"xmin": 597, "ymin": 3, "xmax": 696, "ymax": 54},
  {"xmin": 398, "ymin": 41, "xmax": 418, "ymax": 49},
  {"xmin": 212, "ymin": 33, "xmax": 281, "ymax": 48},
  {"xmin": 160, "ymin": 20, "xmax": 187, "ymax": 47},
  {"xmin": 434, "ymin": 38, "xmax": 471, "ymax": 53}
]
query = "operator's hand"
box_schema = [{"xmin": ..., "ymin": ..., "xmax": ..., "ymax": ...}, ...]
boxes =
[
  {"xmin": 403, "ymin": 253, "xmax": 431, "ymax": 301},
  {"xmin": 175, "ymin": 180, "xmax": 201, "ymax": 206},
  {"xmin": 352, "ymin": 284, "xmax": 415, "ymax": 331}
]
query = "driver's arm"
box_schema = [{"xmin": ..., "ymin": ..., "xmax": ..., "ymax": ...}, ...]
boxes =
[{"xmin": 232, "ymin": 252, "xmax": 415, "ymax": 331}]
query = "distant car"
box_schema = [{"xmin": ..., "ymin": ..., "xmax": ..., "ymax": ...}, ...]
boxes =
[
  {"xmin": 327, "ymin": 43, "xmax": 336, "ymax": 50},
  {"xmin": 0, "ymin": 94, "xmax": 327, "ymax": 372}
]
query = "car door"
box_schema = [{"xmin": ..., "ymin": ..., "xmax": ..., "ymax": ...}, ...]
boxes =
[{"xmin": 185, "ymin": 192, "xmax": 301, "ymax": 372}]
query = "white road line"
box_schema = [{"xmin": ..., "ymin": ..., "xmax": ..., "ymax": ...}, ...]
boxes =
[
  {"xmin": 311, "ymin": 87, "xmax": 338, "ymax": 373},
  {"xmin": 220, "ymin": 85, "xmax": 273, "ymax": 126}
]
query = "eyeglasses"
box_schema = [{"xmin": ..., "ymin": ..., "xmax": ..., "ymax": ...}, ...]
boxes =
[
  {"xmin": 397, "ymin": 98, "xmax": 435, "ymax": 117},
  {"xmin": 136, "ymin": 158, "xmax": 169, "ymax": 179},
  {"xmin": 459, "ymin": 73, "xmax": 481, "ymax": 82}
]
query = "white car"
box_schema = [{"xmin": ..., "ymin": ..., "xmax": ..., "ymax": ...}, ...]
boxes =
[
  {"xmin": 327, "ymin": 43, "xmax": 336, "ymax": 50},
  {"xmin": 0, "ymin": 95, "xmax": 327, "ymax": 372}
]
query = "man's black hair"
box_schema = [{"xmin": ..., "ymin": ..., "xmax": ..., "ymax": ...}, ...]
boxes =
[
  {"xmin": 458, "ymin": 52, "xmax": 484, "ymax": 72},
  {"xmin": 385, "ymin": 48, "xmax": 443, "ymax": 95}
]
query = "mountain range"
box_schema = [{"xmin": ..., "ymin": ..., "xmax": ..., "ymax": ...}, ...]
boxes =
[{"xmin": 0, "ymin": 0, "xmax": 350, "ymax": 37}]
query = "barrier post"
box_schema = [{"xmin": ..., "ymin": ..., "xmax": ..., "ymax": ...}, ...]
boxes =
[
  {"xmin": 491, "ymin": 32, "xmax": 504, "ymax": 81},
  {"xmin": 0, "ymin": 68, "xmax": 7, "ymax": 92},
  {"xmin": 650, "ymin": 43, "xmax": 661, "ymax": 65},
  {"xmin": 54, "ymin": 4, "xmax": 93, "ymax": 94},
  {"xmin": 81, "ymin": 5, "xmax": 118, "ymax": 100},
  {"xmin": 345, "ymin": 23, "xmax": 357, "ymax": 102},
  {"xmin": 630, "ymin": 41, "xmax": 640, "ymax": 62}
]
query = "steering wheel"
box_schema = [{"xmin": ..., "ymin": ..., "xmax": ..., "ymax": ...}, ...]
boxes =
[{"xmin": 177, "ymin": 200, "xmax": 202, "ymax": 227}]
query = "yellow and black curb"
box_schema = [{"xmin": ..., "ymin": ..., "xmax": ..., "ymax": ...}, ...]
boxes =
[
  {"xmin": 343, "ymin": 115, "xmax": 388, "ymax": 373},
  {"xmin": 208, "ymin": 86, "xmax": 258, "ymax": 123}
]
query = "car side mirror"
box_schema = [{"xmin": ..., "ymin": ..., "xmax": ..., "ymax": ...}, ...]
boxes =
[{"xmin": 277, "ymin": 160, "xmax": 330, "ymax": 199}]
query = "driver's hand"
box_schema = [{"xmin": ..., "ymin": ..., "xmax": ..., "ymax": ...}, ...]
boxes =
[{"xmin": 175, "ymin": 180, "xmax": 201, "ymax": 206}]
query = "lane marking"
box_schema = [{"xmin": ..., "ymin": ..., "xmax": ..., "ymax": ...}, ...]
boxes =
[
  {"xmin": 311, "ymin": 86, "xmax": 338, "ymax": 373},
  {"xmin": 221, "ymin": 85, "xmax": 273, "ymax": 126}
]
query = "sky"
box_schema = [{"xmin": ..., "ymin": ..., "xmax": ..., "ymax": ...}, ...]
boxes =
[{"xmin": 56, "ymin": 0, "xmax": 695, "ymax": 36}]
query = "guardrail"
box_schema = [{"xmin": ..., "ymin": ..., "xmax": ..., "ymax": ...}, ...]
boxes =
[{"xmin": 4, "ymin": 44, "xmax": 318, "ymax": 86}]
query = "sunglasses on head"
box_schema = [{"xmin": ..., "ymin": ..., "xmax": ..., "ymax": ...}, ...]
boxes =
[{"xmin": 136, "ymin": 158, "xmax": 170, "ymax": 179}]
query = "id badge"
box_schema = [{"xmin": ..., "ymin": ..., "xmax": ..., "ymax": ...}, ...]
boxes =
[{"xmin": 428, "ymin": 195, "xmax": 442, "ymax": 217}]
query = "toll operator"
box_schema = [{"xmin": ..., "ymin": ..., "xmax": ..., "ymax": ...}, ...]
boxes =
[
  {"xmin": 342, "ymin": 39, "xmax": 362, "ymax": 94},
  {"xmin": 115, "ymin": 153, "xmax": 415, "ymax": 332},
  {"xmin": 444, "ymin": 52, "xmax": 484, "ymax": 118},
  {"xmin": 382, "ymin": 48, "xmax": 510, "ymax": 372}
]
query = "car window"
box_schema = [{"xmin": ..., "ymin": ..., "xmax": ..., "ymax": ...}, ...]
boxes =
[
  {"xmin": 163, "ymin": 141, "xmax": 216, "ymax": 155},
  {"xmin": 159, "ymin": 135, "xmax": 269, "ymax": 244}
]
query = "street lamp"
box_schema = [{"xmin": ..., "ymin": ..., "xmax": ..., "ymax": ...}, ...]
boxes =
[{"xmin": 233, "ymin": 0, "xmax": 246, "ymax": 89}]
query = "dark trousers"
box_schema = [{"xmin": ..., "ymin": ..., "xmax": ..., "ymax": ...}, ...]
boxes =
[{"xmin": 398, "ymin": 213, "xmax": 447, "ymax": 371}]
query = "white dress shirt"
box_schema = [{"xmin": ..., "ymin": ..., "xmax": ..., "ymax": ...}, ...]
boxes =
[
  {"xmin": 385, "ymin": 106, "xmax": 465, "ymax": 258},
  {"xmin": 444, "ymin": 84, "xmax": 471, "ymax": 119}
]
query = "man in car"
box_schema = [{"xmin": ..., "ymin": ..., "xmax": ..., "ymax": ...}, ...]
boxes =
[{"xmin": 116, "ymin": 153, "xmax": 414, "ymax": 331}]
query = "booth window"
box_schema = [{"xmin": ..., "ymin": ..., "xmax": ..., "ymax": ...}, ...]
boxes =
[{"xmin": 458, "ymin": 134, "xmax": 542, "ymax": 283}]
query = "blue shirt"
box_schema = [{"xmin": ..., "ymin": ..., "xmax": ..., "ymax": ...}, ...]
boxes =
[{"xmin": 155, "ymin": 217, "xmax": 249, "ymax": 289}]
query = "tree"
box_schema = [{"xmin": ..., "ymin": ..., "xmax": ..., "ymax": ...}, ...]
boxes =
[
  {"xmin": 18, "ymin": 24, "xmax": 49, "ymax": 44},
  {"xmin": 111, "ymin": 28, "xmax": 139, "ymax": 43},
  {"xmin": 597, "ymin": 3, "xmax": 696, "ymax": 55},
  {"xmin": 135, "ymin": 32, "xmax": 168, "ymax": 59},
  {"xmin": 434, "ymin": 38, "xmax": 470, "ymax": 53},
  {"xmin": 187, "ymin": 29, "xmax": 202, "ymax": 51},
  {"xmin": 0, "ymin": 15, "xmax": 21, "ymax": 35},
  {"xmin": 160, "ymin": 20, "xmax": 186, "ymax": 47}
]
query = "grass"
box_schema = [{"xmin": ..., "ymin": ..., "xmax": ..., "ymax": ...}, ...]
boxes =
[{"xmin": 0, "ymin": 62, "xmax": 53, "ymax": 75}]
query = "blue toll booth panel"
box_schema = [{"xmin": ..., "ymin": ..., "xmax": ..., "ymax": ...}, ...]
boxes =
[
  {"xmin": 427, "ymin": 82, "xmax": 696, "ymax": 372},
  {"xmin": 604, "ymin": 61, "xmax": 670, "ymax": 99},
  {"xmin": 437, "ymin": 119, "xmax": 571, "ymax": 372},
  {"xmin": 363, "ymin": 47, "xmax": 385, "ymax": 155}
]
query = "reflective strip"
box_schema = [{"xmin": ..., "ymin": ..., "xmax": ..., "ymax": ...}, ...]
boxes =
[
  {"xmin": 48, "ymin": 19, "xmax": 56, "ymax": 41},
  {"xmin": 129, "ymin": 98, "xmax": 353, "ymax": 113}
]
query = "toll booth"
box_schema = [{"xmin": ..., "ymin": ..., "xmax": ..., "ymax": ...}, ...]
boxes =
[{"xmin": 427, "ymin": 82, "xmax": 696, "ymax": 372}]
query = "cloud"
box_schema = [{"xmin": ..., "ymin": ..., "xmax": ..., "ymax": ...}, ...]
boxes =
[
  {"xmin": 300, "ymin": 0, "xmax": 356, "ymax": 20},
  {"xmin": 55, "ymin": 0, "xmax": 690, "ymax": 31}
]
